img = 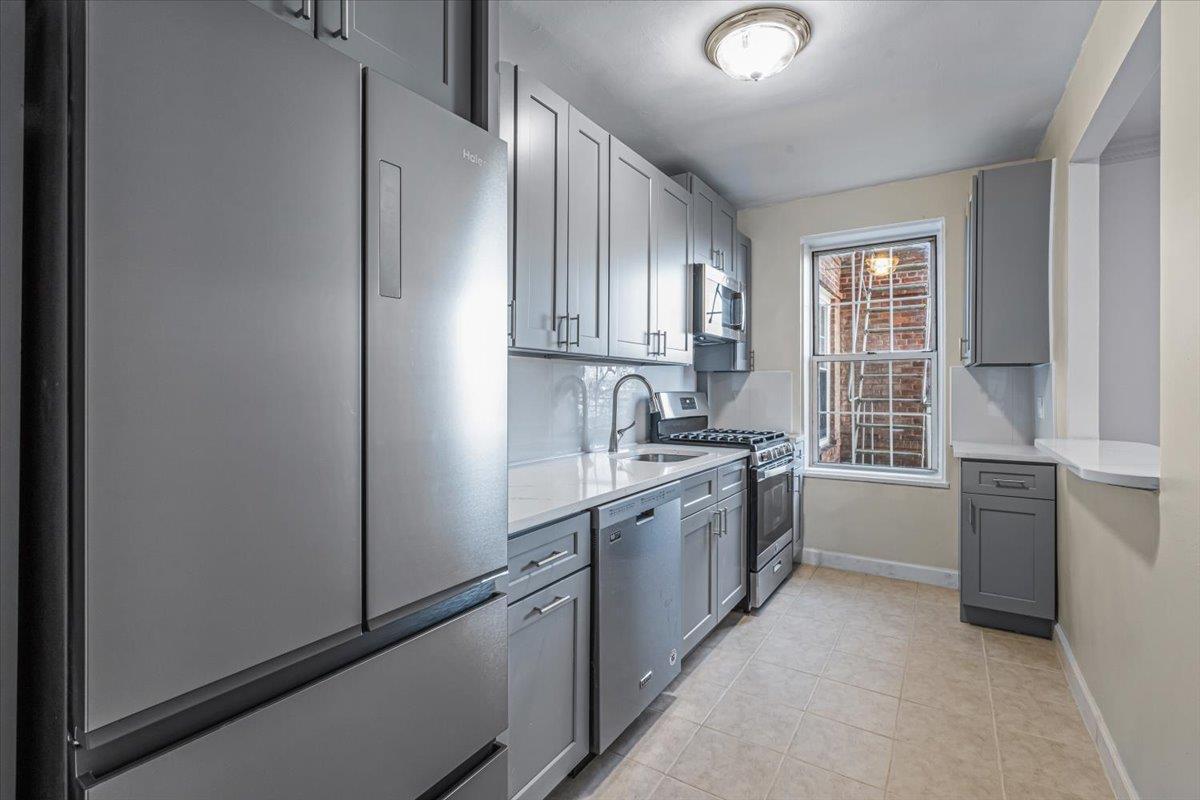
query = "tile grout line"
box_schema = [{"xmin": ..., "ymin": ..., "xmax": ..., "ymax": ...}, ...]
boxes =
[{"xmin": 982, "ymin": 636, "xmax": 1009, "ymax": 800}]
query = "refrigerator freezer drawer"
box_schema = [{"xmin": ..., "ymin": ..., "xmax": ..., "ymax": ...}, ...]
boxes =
[{"xmin": 85, "ymin": 596, "xmax": 507, "ymax": 800}]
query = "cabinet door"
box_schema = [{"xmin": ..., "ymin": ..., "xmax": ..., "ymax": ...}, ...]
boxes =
[
  {"xmin": 248, "ymin": 0, "xmax": 314, "ymax": 33},
  {"xmin": 316, "ymin": 0, "xmax": 472, "ymax": 119},
  {"xmin": 961, "ymin": 176, "xmax": 978, "ymax": 365},
  {"xmin": 690, "ymin": 176, "xmax": 716, "ymax": 269},
  {"xmin": 81, "ymin": 0, "xmax": 362, "ymax": 730},
  {"xmin": 566, "ymin": 107, "xmax": 609, "ymax": 356},
  {"xmin": 508, "ymin": 569, "xmax": 591, "ymax": 800},
  {"xmin": 974, "ymin": 160, "xmax": 1051, "ymax": 365},
  {"xmin": 733, "ymin": 233, "xmax": 751, "ymax": 371},
  {"xmin": 655, "ymin": 173, "xmax": 692, "ymax": 364},
  {"xmin": 961, "ymin": 494, "xmax": 1055, "ymax": 620},
  {"xmin": 608, "ymin": 137, "xmax": 656, "ymax": 360},
  {"xmin": 511, "ymin": 69, "xmax": 569, "ymax": 352},
  {"xmin": 713, "ymin": 198, "xmax": 736, "ymax": 273},
  {"xmin": 681, "ymin": 508, "xmax": 719, "ymax": 656},
  {"xmin": 716, "ymin": 491, "xmax": 748, "ymax": 617}
]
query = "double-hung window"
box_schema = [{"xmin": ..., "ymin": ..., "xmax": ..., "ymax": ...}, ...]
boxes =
[{"xmin": 809, "ymin": 234, "xmax": 940, "ymax": 482}]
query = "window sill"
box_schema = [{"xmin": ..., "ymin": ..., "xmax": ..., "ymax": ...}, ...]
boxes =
[{"xmin": 803, "ymin": 464, "xmax": 950, "ymax": 489}]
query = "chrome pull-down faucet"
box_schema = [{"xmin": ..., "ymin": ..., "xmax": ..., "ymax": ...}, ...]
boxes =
[{"xmin": 608, "ymin": 374, "xmax": 660, "ymax": 452}]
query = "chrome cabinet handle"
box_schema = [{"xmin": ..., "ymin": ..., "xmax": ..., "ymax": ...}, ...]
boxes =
[
  {"xmin": 570, "ymin": 314, "xmax": 581, "ymax": 347},
  {"xmin": 338, "ymin": 0, "xmax": 350, "ymax": 39},
  {"xmin": 969, "ymin": 499, "xmax": 976, "ymax": 532},
  {"xmin": 295, "ymin": 0, "xmax": 313, "ymax": 20},
  {"xmin": 507, "ymin": 301, "xmax": 515, "ymax": 346},
  {"xmin": 555, "ymin": 315, "xmax": 569, "ymax": 348},
  {"xmin": 531, "ymin": 550, "xmax": 568, "ymax": 569},
  {"xmin": 658, "ymin": 330, "xmax": 667, "ymax": 356},
  {"xmin": 773, "ymin": 561, "xmax": 783, "ymax": 574},
  {"xmin": 533, "ymin": 595, "xmax": 572, "ymax": 615},
  {"xmin": 711, "ymin": 510, "xmax": 721, "ymax": 537},
  {"xmin": 993, "ymin": 478, "xmax": 1029, "ymax": 489},
  {"xmin": 959, "ymin": 338, "xmax": 970, "ymax": 360}
]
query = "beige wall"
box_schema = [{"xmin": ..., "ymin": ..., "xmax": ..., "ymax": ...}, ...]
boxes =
[
  {"xmin": 1036, "ymin": 1, "xmax": 1200, "ymax": 796},
  {"xmin": 738, "ymin": 168, "xmax": 978, "ymax": 571}
]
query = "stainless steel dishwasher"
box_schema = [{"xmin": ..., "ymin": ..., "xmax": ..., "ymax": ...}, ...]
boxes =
[{"xmin": 592, "ymin": 481, "xmax": 683, "ymax": 753}]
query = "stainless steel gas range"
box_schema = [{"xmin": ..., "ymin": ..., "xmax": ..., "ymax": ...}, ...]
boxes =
[{"xmin": 650, "ymin": 391, "xmax": 799, "ymax": 608}]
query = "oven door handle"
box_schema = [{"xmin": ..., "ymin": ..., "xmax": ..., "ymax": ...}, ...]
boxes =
[{"xmin": 756, "ymin": 461, "xmax": 792, "ymax": 480}]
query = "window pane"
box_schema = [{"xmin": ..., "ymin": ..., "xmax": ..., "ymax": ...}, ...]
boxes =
[
  {"xmin": 815, "ymin": 358, "xmax": 933, "ymax": 470},
  {"xmin": 814, "ymin": 239, "xmax": 934, "ymax": 354}
]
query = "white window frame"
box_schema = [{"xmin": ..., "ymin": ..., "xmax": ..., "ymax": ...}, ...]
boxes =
[
  {"xmin": 801, "ymin": 219, "xmax": 948, "ymax": 488},
  {"xmin": 817, "ymin": 288, "xmax": 833, "ymax": 449}
]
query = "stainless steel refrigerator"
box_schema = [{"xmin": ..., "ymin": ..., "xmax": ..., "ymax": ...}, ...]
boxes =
[{"xmin": 19, "ymin": 2, "xmax": 509, "ymax": 798}]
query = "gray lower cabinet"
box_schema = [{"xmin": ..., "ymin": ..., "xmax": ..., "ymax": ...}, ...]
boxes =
[
  {"xmin": 507, "ymin": 569, "xmax": 591, "ymax": 800},
  {"xmin": 716, "ymin": 491, "xmax": 748, "ymax": 616},
  {"xmin": 962, "ymin": 160, "xmax": 1052, "ymax": 366},
  {"xmin": 681, "ymin": 505, "xmax": 719, "ymax": 655},
  {"xmin": 86, "ymin": 597, "xmax": 508, "ymax": 800},
  {"xmin": 316, "ymin": 0, "xmax": 473, "ymax": 120},
  {"xmin": 960, "ymin": 460, "xmax": 1056, "ymax": 635}
]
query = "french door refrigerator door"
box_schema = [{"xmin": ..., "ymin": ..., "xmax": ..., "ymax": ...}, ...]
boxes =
[
  {"xmin": 81, "ymin": 0, "xmax": 362, "ymax": 734},
  {"xmin": 365, "ymin": 70, "xmax": 509, "ymax": 627}
]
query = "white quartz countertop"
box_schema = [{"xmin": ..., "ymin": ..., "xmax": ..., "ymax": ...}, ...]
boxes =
[
  {"xmin": 1034, "ymin": 438, "xmax": 1160, "ymax": 490},
  {"xmin": 509, "ymin": 444, "xmax": 747, "ymax": 535},
  {"xmin": 951, "ymin": 440, "xmax": 1057, "ymax": 464}
]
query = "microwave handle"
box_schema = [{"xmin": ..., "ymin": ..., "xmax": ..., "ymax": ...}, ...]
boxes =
[{"xmin": 727, "ymin": 290, "xmax": 746, "ymax": 331}]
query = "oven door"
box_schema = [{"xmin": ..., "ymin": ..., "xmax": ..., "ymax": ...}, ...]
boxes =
[
  {"xmin": 751, "ymin": 460, "xmax": 793, "ymax": 571},
  {"xmin": 693, "ymin": 265, "xmax": 744, "ymax": 344}
]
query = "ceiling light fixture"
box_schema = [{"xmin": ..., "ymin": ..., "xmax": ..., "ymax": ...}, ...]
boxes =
[{"xmin": 705, "ymin": 7, "xmax": 811, "ymax": 82}]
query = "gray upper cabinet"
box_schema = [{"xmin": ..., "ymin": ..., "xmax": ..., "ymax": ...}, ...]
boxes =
[
  {"xmin": 716, "ymin": 491, "xmax": 748, "ymax": 616},
  {"xmin": 508, "ymin": 67, "xmax": 570, "ymax": 352},
  {"xmin": 81, "ymin": 0, "xmax": 362, "ymax": 731},
  {"xmin": 567, "ymin": 107, "xmax": 610, "ymax": 356},
  {"xmin": 695, "ymin": 233, "xmax": 752, "ymax": 372},
  {"xmin": 681, "ymin": 507, "xmax": 719, "ymax": 656},
  {"xmin": 654, "ymin": 174, "xmax": 692, "ymax": 365},
  {"xmin": 507, "ymin": 569, "xmax": 591, "ymax": 800},
  {"xmin": 674, "ymin": 172, "xmax": 718, "ymax": 269},
  {"xmin": 713, "ymin": 198, "xmax": 736, "ymax": 274},
  {"xmin": 962, "ymin": 160, "xmax": 1052, "ymax": 366},
  {"xmin": 316, "ymin": 0, "xmax": 472, "ymax": 120},
  {"xmin": 248, "ymin": 0, "xmax": 315, "ymax": 33},
  {"xmin": 608, "ymin": 137, "xmax": 657, "ymax": 361}
]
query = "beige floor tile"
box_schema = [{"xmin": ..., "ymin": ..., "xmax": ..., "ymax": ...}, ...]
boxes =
[
  {"xmin": 775, "ymin": 574, "xmax": 809, "ymax": 597},
  {"xmin": 549, "ymin": 752, "xmax": 665, "ymax": 800},
  {"xmin": 649, "ymin": 777, "xmax": 721, "ymax": 800},
  {"xmin": 768, "ymin": 756, "xmax": 884, "ymax": 800},
  {"xmin": 667, "ymin": 727, "xmax": 783, "ymax": 800},
  {"xmin": 906, "ymin": 640, "xmax": 988, "ymax": 680},
  {"xmin": 682, "ymin": 644, "xmax": 753, "ymax": 687},
  {"xmin": 755, "ymin": 630, "xmax": 833, "ymax": 675},
  {"xmin": 986, "ymin": 658, "xmax": 1074, "ymax": 706},
  {"xmin": 709, "ymin": 621, "xmax": 769, "ymax": 653},
  {"xmin": 823, "ymin": 650, "xmax": 905, "ymax": 697},
  {"xmin": 1002, "ymin": 777, "xmax": 1114, "ymax": 800},
  {"xmin": 612, "ymin": 710, "xmax": 701, "ymax": 772},
  {"xmin": 794, "ymin": 562, "xmax": 816, "ymax": 581},
  {"xmin": 800, "ymin": 582, "xmax": 863, "ymax": 605},
  {"xmin": 835, "ymin": 625, "xmax": 909, "ymax": 666},
  {"xmin": 773, "ymin": 614, "xmax": 844, "ymax": 646},
  {"xmin": 912, "ymin": 599, "xmax": 964, "ymax": 628},
  {"xmin": 788, "ymin": 592, "xmax": 858, "ymax": 622},
  {"xmin": 893, "ymin": 700, "xmax": 998, "ymax": 763},
  {"xmin": 650, "ymin": 672, "xmax": 728, "ymax": 724},
  {"xmin": 982, "ymin": 630, "xmax": 1061, "ymax": 671},
  {"xmin": 914, "ymin": 583, "xmax": 959, "ymax": 607},
  {"xmin": 861, "ymin": 575, "xmax": 920, "ymax": 594},
  {"xmin": 787, "ymin": 712, "xmax": 892, "ymax": 788},
  {"xmin": 811, "ymin": 567, "xmax": 866, "ymax": 587},
  {"xmin": 900, "ymin": 667, "xmax": 992, "ymax": 717},
  {"xmin": 743, "ymin": 597, "xmax": 793, "ymax": 623},
  {"xmin": 842, "ymin": 604, "xmax": 913, "ymax": 640},
  {"xmin": 910, "ymin": 618, "xmax": 985, "ymax": 657},
  {"xmin": 724, "ymin": 608, "xmax": 781, "ymax": 636},
  {"xmin": 730, "ymin": 658, "xmax": 820, "ymax": 711},
  {"xmin": 885, "ymin": 741, "xmax": 1003, "ymax": 799},
  {"xmin": 991, "ymin": 686, "xmax": 1093, "ymax": 749},
  {"xmin": 998, "ymin": 728, "xmax": 1114, "ymax": 799},
  {"xmin": 806, "ymin": 678, "xmax": 899, "ymax": 737},
  {"xmin": 703, "ymin": 689, "xmax": 804, "ymax": 752}
]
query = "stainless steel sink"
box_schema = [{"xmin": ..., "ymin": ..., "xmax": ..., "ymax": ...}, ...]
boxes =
[{"xmin": 619, "ymin": 453, "xmax": 699, "ymax": 463}]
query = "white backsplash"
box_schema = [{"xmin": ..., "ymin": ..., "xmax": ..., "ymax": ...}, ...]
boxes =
[
  {"xmin": 704, "ymin": 370, "xmax": 795, "ymax": 433},
  {"xmin": 508, "ymin": 356, "xmax": 696, "ymax": 464},
  {"xmin": 951, "ymin": 365, "xmax": 1055, "ymax": 445}
]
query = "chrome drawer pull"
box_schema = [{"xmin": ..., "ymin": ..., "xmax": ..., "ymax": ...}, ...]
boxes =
[
  {"xmin": 993, "ymin": 478, "xmax": 1029, "ymax": 489},
  {"xmin": 772, "ymin": 561, "xmax": 783, "ymax": 573},
  {"xmin": 530, "ymin": 550, "xmax": 568, "ymax": 569},
  {"xmin": 533, "ymin": 595, "xmax": 572, "ymax": 615}
]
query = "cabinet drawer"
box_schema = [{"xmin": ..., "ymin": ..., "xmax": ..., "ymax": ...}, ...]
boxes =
[
  {"xmin": 680, "ymin": 469, "xmax": 719, "ymax": 516},
  {"xmin": 87, "ymin": 596, "xmax": 507, "ymax": 800},
  {"xmin": 441, "ymin": 746, "xmax": 507, "ymax": 800},
  {"xmin": 507, "ymin": 512, "xmax": 591, "ymax": 604},
  {"xmin": 717, "ymin": 460, "xmax": 747, "ymax": 499},
  {"xmin": 962, "ymin": 460, "xmax": 1055, "ymax": 500}
]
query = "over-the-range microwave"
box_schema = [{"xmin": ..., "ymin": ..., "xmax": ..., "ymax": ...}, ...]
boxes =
[{"xmin": 692, "ymin": 264, "xmax": 745, "ymax": 344}]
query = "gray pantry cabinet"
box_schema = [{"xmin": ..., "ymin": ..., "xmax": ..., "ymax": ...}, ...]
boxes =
[
  {"xmin": 961, "ymin": 160, "xmax": 1052, "ymax": 366},
  {"xmin": 680, "ymin": 465, "xmax": 749, "ymax": 656},
  {"xmin": 506, "ymin": 513, "xmax": 592, "ymax": 800},
  {"xmin": 959, "ymin": 460, "xmax": 1057, "ymax": 638}
]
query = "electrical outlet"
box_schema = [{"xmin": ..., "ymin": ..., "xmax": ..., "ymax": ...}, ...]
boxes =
[{"xmin": 1036, "ymin": 396, "xmax": 1045, "ymax": 420}]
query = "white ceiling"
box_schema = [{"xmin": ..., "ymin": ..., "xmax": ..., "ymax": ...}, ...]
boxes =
[{"xmin": 500, "ymin": 0, "xmax": 1099, "ymax": 208}]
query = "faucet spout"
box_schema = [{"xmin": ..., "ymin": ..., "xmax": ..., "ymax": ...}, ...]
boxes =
[{"xmin": 608, "ymin": 374, "xmax": 660, "ymax": 453}]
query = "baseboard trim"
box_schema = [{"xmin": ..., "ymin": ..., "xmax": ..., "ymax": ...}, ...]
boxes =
[
  {"xmin": 801, "ymin": 547, "xmax": 959, "ymax": 589},
  {"xmin": 1054, "ymin": 623, "xmax": 1138, "ymax": 800}
]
